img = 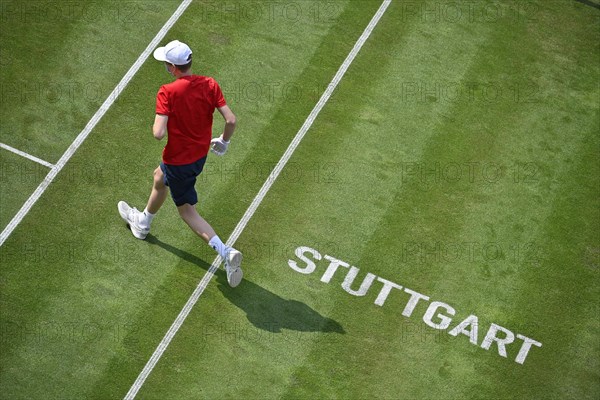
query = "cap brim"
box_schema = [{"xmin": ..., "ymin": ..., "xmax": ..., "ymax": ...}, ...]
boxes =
[{"xmin": 153, "ymin": 47, "xmax": 168, "ymax": 62}]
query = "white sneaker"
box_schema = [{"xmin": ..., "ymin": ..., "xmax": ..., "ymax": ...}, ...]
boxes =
[
  {"xmin": 224, "ymin": 248, "xmax": 243, "ymax": 287},
  {"xmin": 118, "ymin": 201, "xmax": 149, "ymax": 240}
]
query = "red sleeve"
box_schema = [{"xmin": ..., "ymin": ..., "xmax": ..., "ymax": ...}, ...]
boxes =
[
  {"xmin": 212, "ymin": 80, "xmax": 226, "ymax": 108},
  {"xmin": 156, "ymin": 86, "xmax": 170, "ymax": 115}
]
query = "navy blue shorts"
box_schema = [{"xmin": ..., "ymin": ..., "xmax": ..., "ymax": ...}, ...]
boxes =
[{"xmin": 160, "ymin": 156, "xmax": 207, "ymax": 207}]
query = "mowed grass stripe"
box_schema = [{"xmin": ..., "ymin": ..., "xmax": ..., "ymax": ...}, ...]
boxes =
[
  {"xmin": 478, "ymin": 3, "xmax": 600, "ymax": 398},
  {"xmin": 527, "ymin": 131, "xmax": 600, "ymax": 400}
]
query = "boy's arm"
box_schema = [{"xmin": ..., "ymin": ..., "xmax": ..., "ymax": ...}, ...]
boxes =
[
  {"xmin": 153, "ymin": 114, "xmax": 168, "ymax": 140},
  {"xmin": 217, "ymin": 105, "xmax": 236, "ymax": 141}
]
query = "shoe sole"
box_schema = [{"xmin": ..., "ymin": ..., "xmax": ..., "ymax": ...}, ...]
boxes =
[
  {"xmin": 129, "ymin": 225, "xmax": 148, "ymax": 240},
  {"xmin": 227, "ymin": 266, "xmax": 243, "ymax": 288},
  {"xmin": 226, "ymin": 251, "xmax": 243, "ymax": 287}
]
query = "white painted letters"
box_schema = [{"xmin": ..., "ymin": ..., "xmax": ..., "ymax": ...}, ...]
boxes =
[
  {"xmin": 515, "ymin": 334, "xmax": 542, "ymax": 364},
  {"xmin": 423, "ymin": 301, "xmax": 456, "ymax": 330},
  {"xmin": 481, "ymin": 323, "xmax": 515, "ymax": 358},
  {"xmin": 342, "ymin": 266, "xmax": 376, "ymax": 296},
  {"xmin": 374, "ymin": 277, "xmax": 403, "ymax": 306},
  {"xmin": 320, "ymin": 255, "xmax": 350, "ymax": 283},
  {"xmin": 288, "ymin": 246, "xmax": 321, "ymax": 274},
  {"xmin": 448, "ymin": 315, "xmax": 479, "ymax": 345},
  {"xmin": 402, "ymin": 288, "xmax": 430, "ymax": 317},
  {"xmin": 286, "ymin": 246, "xmax": 543, "ymax": 365}
]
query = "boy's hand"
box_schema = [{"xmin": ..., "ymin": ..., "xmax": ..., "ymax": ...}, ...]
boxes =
[{"xmin": 210, "ymin": 135, "xmax": 230, "ymax": 156}]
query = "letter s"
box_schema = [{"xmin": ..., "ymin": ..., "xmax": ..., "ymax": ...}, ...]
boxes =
[{"xmin": 288, "ymin": 246, "xmax": 322, "ymax": 274}]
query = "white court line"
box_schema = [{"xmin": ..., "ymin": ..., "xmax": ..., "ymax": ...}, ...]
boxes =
[
  {"xmin": 123, "ymin": 1, "xmax": 392, "ymax": 398},
  {"xmin": 0, "ymin": 0, "xmax": 193, "ymax": 248},
  {"xmin": 0, "ymin": 142, "xmax": 54, "ymax": 168}
]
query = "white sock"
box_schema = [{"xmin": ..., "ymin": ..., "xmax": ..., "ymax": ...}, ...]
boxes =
[
  {"xmin": 140, "ymin": 208, "xmax": 156, "ymax": 228},
  {"xmin": 208, "ymin": 235, "xmax": 229, "ymax": 259}
]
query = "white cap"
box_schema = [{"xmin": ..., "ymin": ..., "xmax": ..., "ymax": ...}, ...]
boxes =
[{"xmin": 153, "ymin": 40, "xmax": 192, "ymax": 65}]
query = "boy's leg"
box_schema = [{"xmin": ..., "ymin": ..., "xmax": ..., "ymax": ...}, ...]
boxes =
[
  {"xmin": 118, "ymin": 166, "xmax": 167, "ymax": 239},
  {"xmin": 145, "ymin": 166, "xmax": 169, "ymax": 214},
  {"xmin": 177, "ymin": 203, "xmax": 243, "ymax": 287},
  {"xmin": 176, "ymin": 203, "xmax": 216, "ymax": 243}
]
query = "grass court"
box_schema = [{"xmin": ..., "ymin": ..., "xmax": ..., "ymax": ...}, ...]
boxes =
[{"xmin": 0, "ymin": 0, "xmax": 599, "ymax": 398}]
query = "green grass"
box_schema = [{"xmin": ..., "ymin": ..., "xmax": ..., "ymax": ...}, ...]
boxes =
[{"xmin": 1, "ymin": 0, "xmax": 599, "ymax": 399}]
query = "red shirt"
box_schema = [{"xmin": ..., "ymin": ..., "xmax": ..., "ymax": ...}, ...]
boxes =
[{"xmin": 156, "ymin": 75, "xmax": 226, "ymax": 165}]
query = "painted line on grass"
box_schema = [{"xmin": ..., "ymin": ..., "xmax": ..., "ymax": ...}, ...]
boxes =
[
  {"xmin": 0, "ymin": 142, "xmax": 55, "ymax": 168},
  {"xmin": 0, "ymin": 0, "xmax": 193, "ymax": 248},
  {"xmin": 123, "ymin": 1, "xmax": 392, "ymax": 398}
]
